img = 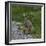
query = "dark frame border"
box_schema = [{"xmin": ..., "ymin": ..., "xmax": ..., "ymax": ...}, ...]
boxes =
[{"xmin": 5, "ymin": 1, "xmax": 45, "ymax": 45}]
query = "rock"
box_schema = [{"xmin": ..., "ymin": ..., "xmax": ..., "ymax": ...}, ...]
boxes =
[{"xmin": 10, "ymin": 21, "xmax": 33, "ymax": 41}]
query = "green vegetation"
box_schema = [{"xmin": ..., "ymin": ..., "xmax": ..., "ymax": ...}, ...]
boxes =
[{"xmin": 10, "ymin": 4, "xmax": 41, "ymax": 38}]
